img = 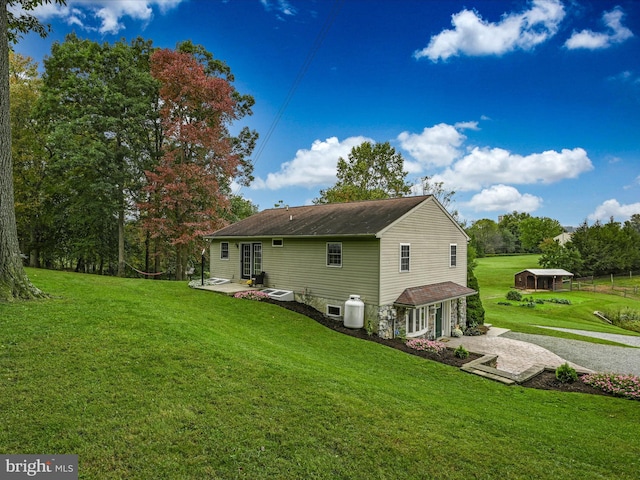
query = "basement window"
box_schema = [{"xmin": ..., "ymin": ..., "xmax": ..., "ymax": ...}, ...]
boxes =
[{"xmin": 327, "ymin": 305, "xmax": 342, "ymax": 317}]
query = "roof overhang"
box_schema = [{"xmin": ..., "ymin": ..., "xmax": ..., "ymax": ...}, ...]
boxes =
[{"xmin": 394, "ymin": 281, "xmax": 477, "ymax": 307}]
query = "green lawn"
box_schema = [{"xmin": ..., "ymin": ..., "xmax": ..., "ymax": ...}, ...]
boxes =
[
  {"xmin": 476, "ymin": 255, "xmax": 640, "ymax": 344},
  {"xmin": 1, "ymin": 269, "xmax": 640, "ymax": 479}
]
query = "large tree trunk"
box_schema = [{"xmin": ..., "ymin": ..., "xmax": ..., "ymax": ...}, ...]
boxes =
[
  {"xmin": 175, "ymin": 244, "xmax": 184, "ymax": 281},
  {"xmin": 117, "ymin": 206, "xmax": 125, "ymax": 276},
  {"xmin": 0, "ymin": 1, "xmax": 44, "ymax": 301}
]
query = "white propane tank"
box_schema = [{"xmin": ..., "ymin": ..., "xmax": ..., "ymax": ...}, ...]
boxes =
[{"xmin": 344, "ymin": 294, "xmax": 364, "ymax": 329}]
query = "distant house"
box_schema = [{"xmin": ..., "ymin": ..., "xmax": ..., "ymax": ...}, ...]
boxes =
[
  {"xmin": 553, "ymin": 232, "xmax": 573, "ymax": 245},
  {"xmin": 205, "ymin": 196, "xmax": 476, "ymax": 339},
  {"xmin": 514, "ymin": 269, "xmax": 574, "ymax": 291}
]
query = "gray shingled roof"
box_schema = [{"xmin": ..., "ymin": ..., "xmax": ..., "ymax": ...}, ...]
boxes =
[
  {"xmin": 395, "ymin": 281, "xmax": 477, "ymax": 306},
  {"xmin": 206, "ymin": 196, "xmax": 432, "ymax": 238}
]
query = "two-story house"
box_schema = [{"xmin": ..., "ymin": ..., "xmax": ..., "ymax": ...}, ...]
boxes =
[{"xmin": 205, "ymin": 195, "xmax": 475, "ymax": 339}]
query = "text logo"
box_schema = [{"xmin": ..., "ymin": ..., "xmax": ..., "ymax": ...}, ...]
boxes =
[{"xmin": 1, "ymin": 455, "xmax": 77, "ymax": 479}]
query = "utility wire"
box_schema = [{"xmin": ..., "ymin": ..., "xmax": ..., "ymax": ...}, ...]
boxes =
[{"xmin": 234, "ymin": 0, "xmax": 344, "ymax": 196}]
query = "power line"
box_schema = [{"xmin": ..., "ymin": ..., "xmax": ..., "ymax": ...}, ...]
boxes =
[{"xmin": 234, "ymin": 0, "xmax": 344, "ymax": 197}]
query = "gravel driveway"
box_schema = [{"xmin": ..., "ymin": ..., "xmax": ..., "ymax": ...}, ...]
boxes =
[{"xmin": 502, "ymin": 328, "xmax": 640, "ymax": 376}]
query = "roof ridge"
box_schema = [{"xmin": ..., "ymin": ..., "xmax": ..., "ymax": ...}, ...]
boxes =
[{"xmin": 263, "ymin": 195, "xmax": 432, "ymax": 212}]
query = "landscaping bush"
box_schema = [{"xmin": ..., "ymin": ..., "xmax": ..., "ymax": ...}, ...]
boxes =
[
  {"xmin": 555, "ymin": 363, "xmax": 578, "ymax": 384},
  {"xmin": 464, "ymin": 323, "xmax": 488, "ymax": 336},
  {"xmin": 506, "ymin": 290, "xmax": 522, "ymax": 301},
  {"xmin": 581, "ymin": 372, "xmax": 640, "ymax": 400},
  {"xmin": 602, "ymin": 307, "xmax": 640, "ymax": 334},
  {"xmin": 546, "ymin": 298, "xmax": 572, "ymax": 305},
  {"xmin": 466, "ymin": 267, "xmax": 485, "ymax": 325},
  {"xmin": 233, "ymin": 290, "xmax": 270, "ymax": 301},
  {"xmin": 454, "ymin": 345, "xmax": 469, "ymax": 359},
  {"xmin": 405, "ymin": 339, "xmax": 446, "ymax": 354}
]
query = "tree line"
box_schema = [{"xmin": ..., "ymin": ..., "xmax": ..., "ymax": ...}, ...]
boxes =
[
  {"xmin": 539, "ymin": 216, "xmax": 640, "ymax": 277},
  {"xmin": 10, "ymin": 35, "xmax": 258, "ymax": 281}
]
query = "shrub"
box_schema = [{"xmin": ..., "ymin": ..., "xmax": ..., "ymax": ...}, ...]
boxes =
[
  {"xmin": 464, "ymin": 324, "xmax": 488, "ymax": 336},
  {"xmin": 555, "ymin": 363, "xmax": 578, "ymax": 384},
  {"xmin": 405, "ymin": 339, "xmax": 446, "ymax": 354},
  {"xmin": 602, "ymin": 307, "xmax": 640, "ymax": 334},
  {"xmin": 506, "ymin": 290, "xmax": 522, "ymax": 301},
  {"xmin": 497, "ymin": 301, "xmax": 512, "ymax": 306},
  {"xmin": 582, "ymin": 372, "xmax": 640, "ymax": 400},
  {"xmin": 454, "ymin": 345, "xmax": 469, "ymax": 359},
  {"xmin": 546, "ymin": 298, "xmax": 572, "ymax": 305},
  {"xmin": 233, "ymin": 290, "xmax": 270, "ymax": 301}
]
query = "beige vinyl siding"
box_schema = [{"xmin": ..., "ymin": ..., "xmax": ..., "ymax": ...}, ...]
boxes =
[
  {"xmin": 211, "ymin": 237, "xmax": 380, "ymax": 303},
  {"xmin": 210, "ymin": 241, "xmax": 241, "ymax": 280},
  {"xmin": 378, "ymin": 198, "xmax": 468, "ymax": 305}
]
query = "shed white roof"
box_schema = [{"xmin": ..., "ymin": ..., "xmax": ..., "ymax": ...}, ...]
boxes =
[{"xmin": 516, "ymin": 269, "xmax": 574, "ymax": 277}]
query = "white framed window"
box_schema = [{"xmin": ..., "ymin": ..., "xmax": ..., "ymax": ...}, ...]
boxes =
[
  {"xmin": 450, "ymin": 244, "xmax": 457, "ymax": 267},
  {"xmin": 400, "ymin": 243, "xmax": 410, "ymax": 272},
  {"xmin": 406, "ymin": 306, "xmax": 427, "ymax": 337},
  {"xmin": 326, "ymin": 242, "xmax": 342, "ymax": 267},
  {"xmin": 220, "ymin": 242, "xmax": 229, "ymax": 260},
  {"xmin": 326, "ymin": 305, "xmax": 342, "ymax": 317},
  {"xmin": 272, "ymin": 238, "xmax": 284, "ymax": 247}
]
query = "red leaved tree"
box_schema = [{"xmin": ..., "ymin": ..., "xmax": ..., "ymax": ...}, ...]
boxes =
[{"xmin": 140, "ymin": 48, "xmax": 255, "ymax": 280}]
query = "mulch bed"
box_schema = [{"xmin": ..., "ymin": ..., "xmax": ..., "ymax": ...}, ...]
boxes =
[{"xmin": 267, "ymin": 299, "xmax": 616, "ymax": 398}]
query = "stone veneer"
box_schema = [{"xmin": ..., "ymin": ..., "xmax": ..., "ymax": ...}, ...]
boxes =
[{"xmin": 376, "ymin": 298, "xmax": 468, "ymax": 340}]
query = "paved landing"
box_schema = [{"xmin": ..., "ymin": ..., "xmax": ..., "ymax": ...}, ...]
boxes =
[{"xmin": 444, "ymin": 327, "xmax": 591, "ymax": 375}]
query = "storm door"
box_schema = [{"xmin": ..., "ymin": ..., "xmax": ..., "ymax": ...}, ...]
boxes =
[{"xmin": 434, "ymin": 303, "xmax": 443, "ymax": 338}]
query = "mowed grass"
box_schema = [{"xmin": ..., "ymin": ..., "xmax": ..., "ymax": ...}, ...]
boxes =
[
  {"xmin": 476, "ymin": 255, "xmax": 640, "ymax": 344},
  {"xmin": 1, "ymin": 269, "xmax": 640, "ymax": 479}
]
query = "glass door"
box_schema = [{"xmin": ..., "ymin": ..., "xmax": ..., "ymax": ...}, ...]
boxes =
[{"xmin": 240, "ymin": 243, "xmax": 262, "ymax": 279}]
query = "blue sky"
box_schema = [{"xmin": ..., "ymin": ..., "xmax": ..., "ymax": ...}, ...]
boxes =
[{"xmin": 12, "ymin": 0, "xmax": 640, "ymax": 227}]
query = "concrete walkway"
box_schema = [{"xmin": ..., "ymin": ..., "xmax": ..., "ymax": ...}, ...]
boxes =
[
  {"xmin": 534, "ymin": 326, "xmax": 640, "ymax": 347},
  {"xmin": 443, "ymin": 326, "xmax": 591, "ymax": 376}
]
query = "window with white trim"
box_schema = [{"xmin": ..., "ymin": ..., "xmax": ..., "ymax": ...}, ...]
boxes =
[
  {"xmin": 400, "ymin": 243, "xmax": 410, "ymax": 272},
  {"xmin": 326, "ymin": 242, "xmax": 342, "ymax": 267},
  {"xmin": 272, "ymin": 238, "xmax": 283, "ymax": 247},
  {"xmin": 406, "ymin": 306, "xmax": 427, "ymax": 336},
  {"xmin": 327, "ymin": 305, "xmax": 342, "ymax": 317},
  {"xmin": 220, "ymin": 242, "xmax": 229, "ymax": 260},
  {"xmin": 450, "ymin": 244, "xmax": 457, "ymax": 267}
]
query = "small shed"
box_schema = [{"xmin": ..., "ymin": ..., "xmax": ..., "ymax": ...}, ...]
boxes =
[{"xmin": 514, "ymin": 269, "xmax": 574, "ymax": 291}]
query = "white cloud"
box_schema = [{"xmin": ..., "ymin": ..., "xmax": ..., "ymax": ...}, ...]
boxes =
[
  {"xmin": 434, "ymin": 146, "xmax": 593, "ymax": 191},
  {"xmin": 565, "ymin": 7, "xmax": 633, "ymax": 50},
  {"xmin": 30, "ymin": 0, "xmax": 184, "ymax": 34},
  {"xmin": 465, "ymin": 185, "xmax": 542, "ymax": 213},
  {"xmin": 252, "ymin": 136, "xmax": 372, "ymax": 190},
  {"xmin": 414, "ymin": 0, "xmax": 565, "ymax": 62},
  {"xmin": 624, "ymin": 175, "xmax": 640, "ymax": 190},
  {"xmin": 260, "ymin": 0, "xmax": 296, "ymax": 18},
  {"xmin": 588, "ymin": 199, "xmax": 640, "ymax": 222},
  {"xmin": 397, "ymin": 123, "xmax": 467, "ymax": 168}
]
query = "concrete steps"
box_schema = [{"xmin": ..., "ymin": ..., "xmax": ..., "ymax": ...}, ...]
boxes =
[{"xmin": 460, "ymin": 354, "xmax": 546, "ymax": 385}]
